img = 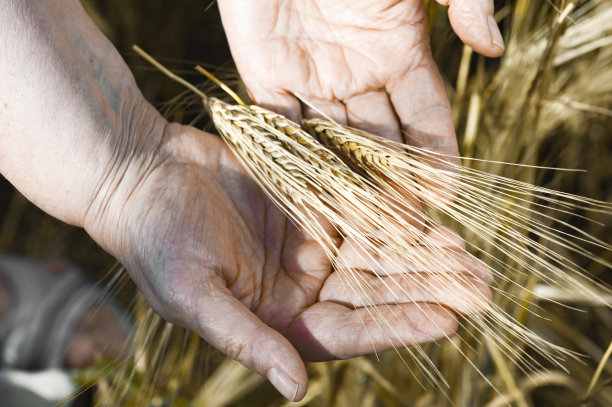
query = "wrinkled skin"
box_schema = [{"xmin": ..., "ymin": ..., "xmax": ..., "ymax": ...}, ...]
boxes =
[
  {"xmin": 219, "ymin": 0, "xmax": 504, "ymax": 149},
  {"xmin": 0, "ymin": 0, "xmax": 500, "ymax": 401}
]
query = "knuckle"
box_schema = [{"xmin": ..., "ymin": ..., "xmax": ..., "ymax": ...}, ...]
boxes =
[{"xmin": 225, "ymin": 338, "xmax": 248, "ymax": 362}]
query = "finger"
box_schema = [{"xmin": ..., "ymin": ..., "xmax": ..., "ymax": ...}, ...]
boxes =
[
  {"xmin": 338, "ymin": 236, "xmax": 493, "ymax": 284},
  {"xmin": 387, "ymin": 58, "xmax": 458, "ymax": 156},
  {"xmin": 300, "ymin": 96, "xmax": 348, "ymax": 125},
  {"xmin": 320, "ymin": 270, "xmax": 492, "ymax": 315},
  {"xmin": 345, "ymin": 90, "xmax": 402, "ymax": 143},
  {"xmin": 248, "ymin": 89, "xmax": 303, "ymax": 123},
  {"xmin": 387, "ymin": 58, "xmax": 460, "ymax": 209},
  {"xmin": 438, "ymin": 0, "xmax": 505, "ymax": 57},
  {"xmin": 285, "ymin": 302, "xmax": 458, "ymax": 360},
  {"xmin": 190, "ymin": 280, "xmax": 308, "ymax": 401}
]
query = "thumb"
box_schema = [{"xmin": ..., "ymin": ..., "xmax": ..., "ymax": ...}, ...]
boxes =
[
  {"xmin": 192, "ymin": 285, "xmax": 308, "ymax": 401},
  {"xmin": 437, "ymin": 0, "xmax": 505, "ymax": 57}
]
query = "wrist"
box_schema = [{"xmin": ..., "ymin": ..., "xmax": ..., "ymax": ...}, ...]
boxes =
[
  {"xmin": 82, "ymin": 113, "xmax": 170, "ymax": 263},
  {"xmin": 82, "ymin": 123, "xmax": 227, "ymax": 281}
]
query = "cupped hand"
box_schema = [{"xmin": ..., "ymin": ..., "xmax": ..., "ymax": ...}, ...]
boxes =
[
  {"xmin": 219, "ymin": 0, "xmax": 504, "ymax": 153},
  {"xmin": 88, "ymin": 123, "xmax": 492, "ymax": 401}
]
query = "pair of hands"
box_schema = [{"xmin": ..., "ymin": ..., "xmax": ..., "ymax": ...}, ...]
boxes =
[{"xmin": 0, "ymin": 0, "xmax": 502, "ymax": 401}]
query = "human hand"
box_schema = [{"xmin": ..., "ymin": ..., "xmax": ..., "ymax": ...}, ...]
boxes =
[
  {"xmin": 219, "ymin": 0, "xmax": 504, "ymax": 154},
  {"xmin": 95, "ymin": 123, "xmax": 492, "ymax": 401}
]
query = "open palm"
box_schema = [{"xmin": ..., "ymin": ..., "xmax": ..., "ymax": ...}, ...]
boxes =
[{"xmin": 219, "ymin": 0, "xmax": 504, "ymax": 153}]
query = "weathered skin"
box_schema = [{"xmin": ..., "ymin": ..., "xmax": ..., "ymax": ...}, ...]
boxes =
[
  {"xmin": 219, "ymin": 0, "xmax": 503, "ymax": 148},
  {"xmin": 0, "ymin": 0, "xmax": 499, "ymax": 401}
]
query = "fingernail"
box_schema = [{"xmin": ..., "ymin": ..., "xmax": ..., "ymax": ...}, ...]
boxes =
[
  {"xmin": 268, "ymin": 368, "xmax": 299, "ymax": 401},
  {"xmin": 487, "ymin": 15, "xmax": 505, "ymax": 51}
]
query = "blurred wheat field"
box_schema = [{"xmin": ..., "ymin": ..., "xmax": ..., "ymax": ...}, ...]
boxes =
[{"xmin": 1, "ymin": 0, "xmax": 611, "ymax": 406}]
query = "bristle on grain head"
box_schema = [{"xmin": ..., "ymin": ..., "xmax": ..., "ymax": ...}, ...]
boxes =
[
  {"xmin": 301, "ymin": 114, "xmax": 612, "ymax": 370},
  {"xmin": 213, "ymin": 98, "xmax": 598, "ymax": 374}
]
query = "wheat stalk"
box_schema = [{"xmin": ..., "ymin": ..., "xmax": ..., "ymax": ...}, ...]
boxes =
[{"xmin": 131, "ymin": 44, "xmax": 612, "ymax": 396}]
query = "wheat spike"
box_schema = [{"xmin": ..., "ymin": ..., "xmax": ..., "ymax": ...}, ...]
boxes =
[{"xmin": 131, "ymin": 45, "xmax": 612, "ymax": 396}]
